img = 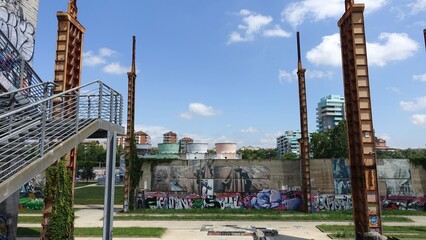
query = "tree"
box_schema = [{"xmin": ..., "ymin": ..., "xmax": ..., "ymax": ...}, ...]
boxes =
[
  {"xmin": 310, "ymin": 121, "xmax": 348, "ymax": 159},
  {"xmin": 281, "ymin": 152, "xmax": 299, "ymax": 160},
  {"xmin": 238, "ymin": 148, "xmax": 278, "ymax": 160},
  {"xmin": 76, "ymin": 142, "xmax": 106, "ymax": 180}
]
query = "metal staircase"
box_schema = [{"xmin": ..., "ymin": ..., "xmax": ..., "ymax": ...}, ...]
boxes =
[{"xmin": 0, "ymin": 31, "xmax": 124, "ymax": 204}]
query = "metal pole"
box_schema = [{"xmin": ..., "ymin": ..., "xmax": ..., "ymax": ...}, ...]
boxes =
[{"xmin": 103, "ymin": 131, "xmax": 117, "ymax": 240}]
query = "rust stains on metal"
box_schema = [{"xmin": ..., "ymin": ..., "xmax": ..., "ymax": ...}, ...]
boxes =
[{"xmin": 296, "ymin": 32, "xmax": 312, "ymax": 213}]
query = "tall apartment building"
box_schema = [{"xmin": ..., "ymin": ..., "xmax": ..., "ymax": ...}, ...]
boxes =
[
  {"xmin": 316, "ymin": 95, "xmax": 345, "ymax": 133},
  {"xmin": 135, "ymin": 131, "xmax": 150, "ymax": 144},
  {"xmin": 179, "ymin": 137, "xmax": 193, "ymax": 153},
  {"xmin": 163, "ymin": 131, "xmax": 177, "ymax": 144},
  {"xmin": 276, "ymin": 130, "xmax": 301, "ymax": 157},
  {"xmin": 118, "ymin": 131, "xmax": 150, "ymax": 146}
]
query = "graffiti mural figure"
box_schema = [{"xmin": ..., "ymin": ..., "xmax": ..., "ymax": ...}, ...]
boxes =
[{"xmin": 250, "ymin": 189, "xmax": 282, "ymax": 209}]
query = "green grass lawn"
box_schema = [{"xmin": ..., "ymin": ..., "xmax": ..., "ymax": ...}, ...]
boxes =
[
  {"xmin": 74, "ymin": 181, "xmax": 97, "ymax": 188},
  {"xmin": 318, "ymin": 225, "xmax": 426, "ymax": 239},
  {"xmin": 114, "ymin": 212, "xmax": 411, "ymax": 222},
  {"xmin": 74, "ymin": 185, "xmax": 123, "ymax": 205},
  {"xmin": 17, "ymin": 227, "xmax": 166, "ymax": 237}
]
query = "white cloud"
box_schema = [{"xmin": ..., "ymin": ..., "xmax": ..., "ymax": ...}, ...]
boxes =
[
  {"xmin": 408, "ymin": 0, "xmax": 426, "ymax": 14},
  {"xmin": 411, "ymin": 114, "xmax": 426, "ymax": 127},
  {"xmin": 228, "ymin": 10, "xmax": 290, "ymax": 44},
  {"xmin": 306, "ymin": 33, "xmax": 341, "ymax": 67},
  {"xmin": 180, "ymin": 103, "xmax": 220, "ymax": 119},
  {"xmin": 386, "ymin": 87, "xmax": 400, "ymax": 94},
  {"xmin": 367, "ymin": 33, "xmax": 419, "ymax": 67},
  {"xmin": 413, "ymin": 74, "xmax": 426, "ymax": 82},
  {"xmin": 102, "ymin": 62, "xmax": 130, "ymax": 75},
  {"xmin": 306, "ymin": 32, "xmax": 419, "ymax": 67},
  {"xmin": 306, "ymin": 70, "xmax": 334, "ymax": 79},
  {"xmin": 400, "ymin": 96, "xmax": 426, "ymax": 111},
  {"xmin": 134, "ymin": 125, "xmax": 170, "ymax": 146},
  {"xmin": 263, "ymin": 25, "xmax": 291, "ymax": 38},
  {"xmin": 241, "ymin": 127, "xmax": 257, "ymax": 134},
  {"xmin": 278, "ymin": 69, "xmax": 293, "ymax": 84},
  {"xmin": 282, "ymin": 0, "xmax": 389, "ymax": 28},
  {"xmin": 83, "ymin": 48, "xmax": 116, "ymax": 66}
]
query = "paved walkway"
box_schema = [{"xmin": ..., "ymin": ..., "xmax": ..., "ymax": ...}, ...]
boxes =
[{"xmin": 18, "ymin": 207, "xmax": 426, "ymax": 240}]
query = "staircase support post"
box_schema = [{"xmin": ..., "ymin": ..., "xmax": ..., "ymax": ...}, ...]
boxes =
[{"xmin": 103, "ymin": 130, "xmax": 117, "ymax": 240}]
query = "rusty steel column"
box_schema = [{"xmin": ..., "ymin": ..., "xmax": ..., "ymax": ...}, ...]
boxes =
[
  {"xmin": 41, "ymin": 0, "xmax": 85, "ymax": 238},
  {"xmin": 338, "ymin": 1, "xmax": 382, "ymax": 238},
  {"xmin": 423, "ymin": 29, "xmax": 425, "ymax": 50},
  {"xmin": 296, "ymin": 32, "xmax": 311, "ymax": 213},
  {"xmin": 123, "ymin": 36, "xmax": 137, "ymax": 212}
]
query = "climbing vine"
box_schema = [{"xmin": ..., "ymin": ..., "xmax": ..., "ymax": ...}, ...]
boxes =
[
  {"xmin": 128, "ymin": 136, "xmax": 143, "ymax": 210},
  {"xmin": 43, "ymin": 160, "xmax": 74, "ymax": 239}
]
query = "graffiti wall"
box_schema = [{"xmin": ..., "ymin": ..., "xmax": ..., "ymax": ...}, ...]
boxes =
[
  {"xmin": 332, "ymin": 159, "xmax": 351, "ymax": 195},
  {"xmin": 311, "ymin": 194, "xmax": 352, "ymax": 212},
  {"xmin": 378, "ymin": 159, "xmax": 414, "ymax": 196},
  {"xmin": 0, "ymin": 0, "xmax": 39, "ymax": 62},
  {"xmin": 142, "ymin": 189, "xmax": 303, "ymax": 210},
  {"xmin": 151, "ymin": 161, "xmax": 271, "ymax": 194}
]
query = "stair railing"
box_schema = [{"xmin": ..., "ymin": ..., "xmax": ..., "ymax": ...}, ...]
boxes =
[{"xmin": 0, "ymin": 80, "xmax": 122, "ymax": 183}]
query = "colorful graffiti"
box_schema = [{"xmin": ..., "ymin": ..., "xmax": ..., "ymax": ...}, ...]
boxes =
[
  {"xmin": 382, "ymin": 196, "xmax": 425, "ymax": 211},
  {"xmin": 142, "ymin": 189, "xmax": 303, "ymax": 210}
]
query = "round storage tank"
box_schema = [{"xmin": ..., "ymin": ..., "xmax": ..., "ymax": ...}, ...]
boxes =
[
  {"xmin": 158, "ymin": 143, "xmax": 179, "ymax": 154},
  {"xmin": 187, "ymin": 143, "xmax": 208, "ymax": 153},
  {"xmin": 215, "ymin": 143, "xmax": 237, "ymax": 154}
]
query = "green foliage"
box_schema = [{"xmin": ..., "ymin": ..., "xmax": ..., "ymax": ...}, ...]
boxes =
[
  {"xmin": 127, "ymin": 135, "xmax": 143, "ymax": 210},
  {"xmin": 78, "ymin": 161, "xmax": 96, "ymax": 182},
  {"xmin": 43, "ymin": 160, "xmax": 74, "ymax": 240},
  {"xmin": 149, "ymin": 147, "xmax": 159, "ymax": 155},
  {"xmin": 238, "ymin": 148, "xmax": 277, "ymax": 159},
  {"xmin": 18, "ymin": 227, "xmax": 166, "ymax": 238},
  {"xmin": 310, "ymin": 121, "xmax": 348, "ymax": 159},
  {"xmin": 280, "ymin": 152, "xmax": 299, "ymax": 160}
]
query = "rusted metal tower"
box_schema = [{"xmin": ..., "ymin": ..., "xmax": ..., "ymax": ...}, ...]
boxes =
[
  {"xmin": 123, "ymin": 36, "xmax": 137, "ymax": 212},
  {"xmin": 423, "ymin": 29, "xmax": 426, "ymax": 50},
  {"xmin": 296, "ymin": 32, "xmax": 311, "ymax": 213},
  {"xmin": 338, "ymin": 0, "xmax": 382, "ymax": 237},
  {"xmin": 42, "ymin": 0, "xmax": 85, "ymax": 238}
]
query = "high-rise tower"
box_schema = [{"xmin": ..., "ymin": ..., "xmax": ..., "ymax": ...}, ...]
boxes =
[{"xmin": 316, "ymin": 95, "xmax": 345, "ymax": 133}]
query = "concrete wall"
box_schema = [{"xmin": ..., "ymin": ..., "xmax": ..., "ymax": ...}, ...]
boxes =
[{"xmin": 141, "ymin": 158, "xmax": 425, "ymax": 197}]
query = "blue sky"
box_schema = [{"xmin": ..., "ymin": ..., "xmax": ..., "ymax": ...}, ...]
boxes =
[{"xmin": 33, "ymin": 0, "xmax": 426, "ymax": 149}]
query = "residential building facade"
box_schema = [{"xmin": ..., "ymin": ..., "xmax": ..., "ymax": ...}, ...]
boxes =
[
  {"xmin": 163, "ymin": 131, "xmax": 177, "ymax": 144},
  {"xmin": 276, "ymin": 130, "xmax": 301, "ymax": 157},
  {"xmin": 316, "ymin": 95, "xmax": 345, "ymax": 133},
  {"xmin": 179, "ymin": 137, "xmax": 194, "ymax": 153}
]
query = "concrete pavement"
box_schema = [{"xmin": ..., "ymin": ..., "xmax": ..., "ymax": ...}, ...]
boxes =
[{"xmin": 18, "ymin": 207, "xmax": 426, "ymax": 240}]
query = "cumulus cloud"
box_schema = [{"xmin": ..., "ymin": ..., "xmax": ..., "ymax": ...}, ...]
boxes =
[
  {"xmin": 408, "ymin": 0, "xmax": 426, "ymax": 14},
  {"xmin": 83, "ymin": 47, "xmax": 116, "ymax": 66},
  {"xmin": 278, "ymin": 69, "xmax": 293, "ymax": 84},
  {"xmin": 263, "ymin": 25, "xmax": 291, "ymax": 38},
  {"xmin": 282, "ymin": 0, "xmax": 389, "ymax": 28},
  {"xmin": 400, "ymin": 96, "xmax": 426, "ymax": 111},
  {"xmin": 228, "ymin": 9, "xmax": 290, "ymax": 44},
  {"xmin": 413, "ymin": 74, "xmax": 426, "ymax": 82},
  {"xmin": 102, "ymin": 62, "xmax": 130, "ymax": 75},
  {"xmin": 241, "ymin": 127, "xmax": 257, "ymax": 134},
  {"xmin": 386, "ymin": 87, "xmax": 400, "ymax": 94},
  {"xmin": 134, "ymin": 125, "xmax": 170, "ymax": 146},
  {"xmin": 180, "ymin": 103, "xmax": 220, "ymax": 119},
  {"xmin": 367, "ymin": 33, "xmax": 419, "ymax": 67},
  {"xmin": 306, "ymin": 33, "xmax": 341, "ymax": 67},
  {"xmin": 306, "ymin": 70, "xmax": 334, "ymax": 79},
  {"xmin": 306, "ymin": 32, "xmax": 419, "ymax": 67},
  {"xmin": 411, "ymin": 114, "xmax": 426, "ymax": 127}
]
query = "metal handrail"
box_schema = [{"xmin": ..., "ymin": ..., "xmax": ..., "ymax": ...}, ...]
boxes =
[{"xmin": 0, "ymin": 80, "xmax": 123, "ymax": 183}]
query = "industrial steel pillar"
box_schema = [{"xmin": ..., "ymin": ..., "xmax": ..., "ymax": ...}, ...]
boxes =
[
  {"xmin": 296, "ymin": 32, "xmax": 311, "ymax": 213},
  {"xmin": 338, "ymin": 1, "xmax": 382, "ymax": 237},
  {"xmin": 42, "ymin": 0, "xmax": 85, "ymax": 238},
  {"xmin": 123, "ymin": 36, "xmax": 137, "ymax": 212},
  {"xmin": 423, "ymin": 29, "xmax": 425, "ymax": 50},
  {"xmin": 103, "ymin": 131, "xmax": 117, "ymax": 239}
]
